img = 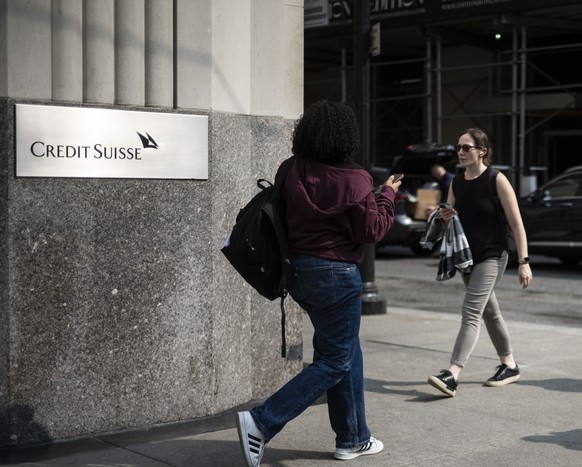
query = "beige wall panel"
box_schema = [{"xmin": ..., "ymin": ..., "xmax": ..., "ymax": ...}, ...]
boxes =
[
  {"xmin": 4, "ymin": 0, "xmax": 52, "ymax": 99},
  {"xmin": 52, "ymin": 0, "xmax": 83, "ymax": 101},
  {"xmin": 84, "ymin": 0, "xmax": 115, "ymax": 103},
  {"xmin": 251, "ymin": 0, "xmax": 283, "ymax": 117},
  {"xmin": 145, "ymin": 0, "xmax": 173, "ymax": 107},
  {"xmin": 0, "ymin": 1, "xmax": 6, "ymax": 96},
  {"xmin": 283, "ymin": 1, "xmax": 304, "ymax": 119},
  {"xmin": 115, "ymin": 0, "xmax": 145, "ymax": 105},
  {"xmin": 175, "ymin": 0, "xmax": 211, "ymax": 110},
  {"xmin": 211, "ymin": 0, "xmax": 251, "ymax": 114}
]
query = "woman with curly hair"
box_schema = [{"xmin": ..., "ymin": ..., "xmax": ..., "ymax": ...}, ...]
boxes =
[{"xmin": 236, "ymin": 100, "xmax": 401, "ymax": 466}]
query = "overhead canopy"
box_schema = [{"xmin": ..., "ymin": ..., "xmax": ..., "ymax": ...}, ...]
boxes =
[{"xmin": 306, "ymin": 0, "xmax": 582, "ymax": 64}]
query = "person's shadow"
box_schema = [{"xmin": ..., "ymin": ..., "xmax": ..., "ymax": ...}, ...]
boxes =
[
  {"xmin": 364, "ymin": 377, "xmax": 452, "ymax": 401},
  {"xmin": 0, "ymin": 404, "xmax": 52, "ymax": 463},
  {"xmin": 0, "ymin": 404, "xmax": 52, "ymax": 447},
  {"xmin": 518, "ymin": 378, "xmax": 582, "ymax": 393},
  {"xmin": 522, "ymin": 429, "xmax": 582, "ymax": 451}
]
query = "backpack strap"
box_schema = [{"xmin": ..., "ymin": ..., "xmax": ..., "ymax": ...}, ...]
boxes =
[
  {"xmin": 489, "ymin": 168, "xmax": 499, "ymax": 202},
  {"xmin": 274, "ymin": 155, "xmax": 296, "ymax": 189},
  {"xmin": 280, "ymin": 296, "xmax": 287, "ymax": 358},
  {"xmin": 489, "ymin": 168, "xmax": 504, "ymax": 220},
  {"xmin": 275, "ymin": 156, "xmax": 295, "ymax": 358},
  {"xmin": 489, "ymin": 169, "xmax": 517, "ymax": 257},
  {"xmin": 451, "ymin": 173, "xmax": 459, "ymax": 197}
]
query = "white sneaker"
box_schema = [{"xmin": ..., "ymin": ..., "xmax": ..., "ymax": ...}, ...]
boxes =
[
  {"xmin": 334, "ymin": 436, "xmax": 384, "ymax": 460},
  {"xmin": 236, "ymin": 411, "xmax": 266, "ymax": 467}
]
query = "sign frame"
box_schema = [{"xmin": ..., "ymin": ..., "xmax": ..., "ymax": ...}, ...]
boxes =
[{"xmin": 15, "ymin": 104, "xmax": 209, "ymax": 180}]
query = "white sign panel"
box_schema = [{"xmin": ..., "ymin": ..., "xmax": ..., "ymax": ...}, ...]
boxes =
[
  {"xmin": 16, "ymin": 104, "xmax": 208, "ymax": 179},
  {"xmin": 304, "ymin": 0, "xmax": 329, "ymax": 28}
]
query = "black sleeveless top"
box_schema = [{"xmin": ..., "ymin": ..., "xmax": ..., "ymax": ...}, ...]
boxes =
[{"xmin": 452, "ymin": 167, "xmax": 507, "ymax": 264}]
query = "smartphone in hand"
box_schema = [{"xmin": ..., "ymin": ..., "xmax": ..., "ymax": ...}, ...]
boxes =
[
  {"xmin": 439, "ymin": 202, "xmax": 454, "ymax": 209},
  {"xmin": 374, "ymin": 173, "xmax": 404, "ymax": 195}
]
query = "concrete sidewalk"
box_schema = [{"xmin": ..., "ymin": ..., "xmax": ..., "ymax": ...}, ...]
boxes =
[{"xmin": 3, "ymin": 307, "xmax": 582, "ymax": 466}]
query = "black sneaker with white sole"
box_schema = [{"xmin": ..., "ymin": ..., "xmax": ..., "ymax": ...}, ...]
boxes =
[
  {"xmin": 428, "ymin": 369, "xmax": 458, "ymax": 396},
  {"xmin": 236, "ymin": 411, "xmax": 266, "ymax": 467},
  {"xmin": 484, "ymin": 364, "xmax": 520, "ymax": 387}
]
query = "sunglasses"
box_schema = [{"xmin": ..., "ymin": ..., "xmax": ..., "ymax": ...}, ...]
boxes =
[{"xmin": 455, "ymin": 144, "xmax": 481, "ymax": 153}]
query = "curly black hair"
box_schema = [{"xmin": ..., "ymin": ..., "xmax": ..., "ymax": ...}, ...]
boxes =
[{"xmin": 291, "ymin": 100, "xmax": 360, "ymax": 163}]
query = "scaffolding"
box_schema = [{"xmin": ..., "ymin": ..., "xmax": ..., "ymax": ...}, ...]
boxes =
[
  {"xmin": 432, "ymin": 27, "xmax": 582, "ymax": 192},
  {"xmin": 304, "ymin": 25, "xmax": 582, "ymax": 194}
]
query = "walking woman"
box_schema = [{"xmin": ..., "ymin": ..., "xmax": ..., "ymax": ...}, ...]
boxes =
[
  {"xmin": 428, "ymin": 128, "xmax": 533, "ymax": 397},
  {"xmin": 235, "ymin": 100, "xmax": 401, "ymax": 466}
]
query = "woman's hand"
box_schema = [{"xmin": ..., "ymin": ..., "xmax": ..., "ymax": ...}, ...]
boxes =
[
  {"xmin": 439, "ymin": 205, "xmax": 456, "ymax": 221},
  {"xmin": 384, "ymin": 174, "xmax": 402, "ymax": 192},
  {"xmin": 518, "ymin": 263, "xmax": 532, "ymax": 289}
]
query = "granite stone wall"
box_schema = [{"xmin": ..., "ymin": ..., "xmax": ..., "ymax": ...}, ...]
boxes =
[{"xmin": 0, "ymin": 99, "xmax": 302, "ymax": 447}]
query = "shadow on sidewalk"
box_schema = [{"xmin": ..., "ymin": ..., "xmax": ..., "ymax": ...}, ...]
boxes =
[
  {"xmin": 519, "ymin": 378, "xmax": 582, "ymax": 393},
  {"xmin": 364, "ymin": 377, "xmax": 468, "ymax": 401},
  {"xmin": 523, "ymin": 429, "xmax": 582, "ymax": 451}
]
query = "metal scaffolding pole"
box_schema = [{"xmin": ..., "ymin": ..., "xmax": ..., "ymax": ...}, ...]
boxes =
[
  {"xmin": 519, "ymin": 26, "xmax": 527, "ymax": 195},
  {"xmin": 353, "ymin": 0, "xmax": 386, "ymax": 315},
  {"xmin": 511, "ymin": 27, "xmax": 519, "ymax": 187},
  {"xmin": 436, "ymin": 35, "xmax": 443, "ymax": 143},
  {"xmin": 341, "ymin": 48, "xmax": 347, "ymax": 103},
  {"xmin": 426, "ymin": 35, "xmax": 433, "ymax": 143}
]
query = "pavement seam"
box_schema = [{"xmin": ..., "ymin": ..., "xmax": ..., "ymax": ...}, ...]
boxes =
[{"xmin": 386, "ymin": 307, "xmax": 582, "ymax": 335}]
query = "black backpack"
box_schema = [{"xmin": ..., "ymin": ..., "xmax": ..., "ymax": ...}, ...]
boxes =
[{"xmin": 221, "ymin": 157, "xmax": 295, "ymax": 357}]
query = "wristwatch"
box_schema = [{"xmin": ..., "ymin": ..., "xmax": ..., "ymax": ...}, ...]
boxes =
[{"xmin": 518, "ymin": 257, "xmax": 530, "ymax": 265}]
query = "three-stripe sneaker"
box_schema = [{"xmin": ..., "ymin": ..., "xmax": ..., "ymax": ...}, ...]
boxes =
[
  {"xmin": 236, "ymin": 411, "xmax": 266, "ymax": 467},
  {"xmin": 334, "ymin": 436, "xmax": 384, "ymax": 460}
]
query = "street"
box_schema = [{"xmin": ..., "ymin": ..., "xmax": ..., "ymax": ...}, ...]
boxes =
[{"xmin": 374, "ymin": 246, "xmax": 582, "ymax": 328}]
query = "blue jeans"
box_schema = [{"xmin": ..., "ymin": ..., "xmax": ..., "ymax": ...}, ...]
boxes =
[{"xmin": 250, "ymin": 254, "xmax": 371, "ymax": 449}]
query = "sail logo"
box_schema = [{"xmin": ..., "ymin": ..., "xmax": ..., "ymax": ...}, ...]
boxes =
[{"xmin": 137, "ymin": 131, "xmax": 159, "ymax": 150}]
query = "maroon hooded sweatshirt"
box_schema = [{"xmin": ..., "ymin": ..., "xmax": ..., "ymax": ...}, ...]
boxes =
[{"xmin": 280, "ymin": 157, "xmax": 396, "ymax": 264}]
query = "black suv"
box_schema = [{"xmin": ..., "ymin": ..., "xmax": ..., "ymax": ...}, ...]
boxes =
[
  {"xmin": 370, "ymin": 143, "xmax": 457, "ymax": 255},
  {"xmin": 519, "ymin": 166, "xmax": 582, "ymax": 266}
]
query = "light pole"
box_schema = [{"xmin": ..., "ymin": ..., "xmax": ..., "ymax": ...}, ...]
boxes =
[{"xmin": 354, "ymin": 1, "xmax": 386, "ymax": 315}]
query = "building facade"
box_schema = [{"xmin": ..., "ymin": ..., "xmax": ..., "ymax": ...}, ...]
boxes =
[
  {"xmin": 305, "ymin": 0, "xmax": 582, "ymax": 194},
  {"xmin": 0, "ymin": 0, "xmax": 303, "ymax": 447}
]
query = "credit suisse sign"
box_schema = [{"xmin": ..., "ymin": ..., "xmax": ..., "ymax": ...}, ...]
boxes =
[{"xmin": 15, "ymin": 104, "xmax": 208, "ymax": 180}]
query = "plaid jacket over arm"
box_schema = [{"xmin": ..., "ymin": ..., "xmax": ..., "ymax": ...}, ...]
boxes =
[{"xmin": 436, "ymin": 215, "xmax": 473, "ymax": 281}]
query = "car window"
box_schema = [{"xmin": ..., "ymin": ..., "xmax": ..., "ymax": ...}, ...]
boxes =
[{"xmin": 543, "ymin": 174, "xmax": 582, "ymax": 199}]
